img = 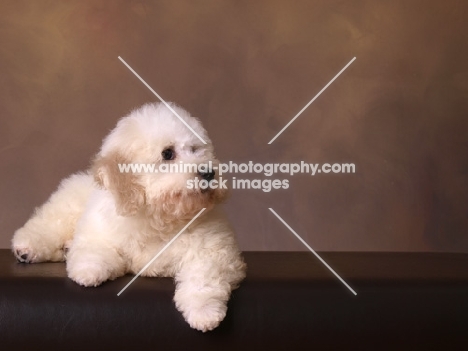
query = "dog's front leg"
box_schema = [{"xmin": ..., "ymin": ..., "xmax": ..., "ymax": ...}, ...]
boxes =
[
  {"xmin": 173, "ymin": 252, "xmax": 245, "ymax": 332},
  {"xmin": 174, "ymin": 269, "xmax": 230, "ymax": 332},
  {"xmin": 66, "ymin": 239, "xmax": 127, "ymax": 287}
]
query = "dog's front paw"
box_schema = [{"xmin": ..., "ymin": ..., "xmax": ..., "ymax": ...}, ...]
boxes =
[
  {"xmin": 187, "ymin": 306, "xmax": 226, "ymax": 332},
  {"xmin": 67, "ymin": 261, "xmax": 110, "ymax": 287},
  {"xmin": 183, "ymin": 301, "xmax": 227, "ymax": 332}
]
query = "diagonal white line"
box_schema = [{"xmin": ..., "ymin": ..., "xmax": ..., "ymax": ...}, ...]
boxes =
[
  {"xmin": 268, "ymin": 208, "xmax": 357, "ymax": 295},
  {"xmin": 268, "ymin": 57, "xmax": 356, "ymax": 144},
  {"xmin": 117, "ymin": 207, "xmax": 206, "ymax": 296},
  {"xmin": 118, "ymin": 56, "xmax": 207, "ymax": 144}
]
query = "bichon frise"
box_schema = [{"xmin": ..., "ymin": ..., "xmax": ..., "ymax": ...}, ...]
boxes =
[{"xmin": 12, "ymin": 102, "xmax": 246, "ymax": 332}]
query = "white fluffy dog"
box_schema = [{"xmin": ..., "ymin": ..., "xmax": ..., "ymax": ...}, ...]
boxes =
[{"xmin": 12, "ymin": 102, "xmax": 246, "ymax": 332}]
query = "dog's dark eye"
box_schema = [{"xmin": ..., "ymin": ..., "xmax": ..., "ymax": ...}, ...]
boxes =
[{"xmin": 162, "ymin": 148, "xmax": 175, "ymax": 160}]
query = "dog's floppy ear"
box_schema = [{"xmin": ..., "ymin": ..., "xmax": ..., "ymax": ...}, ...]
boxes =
[{"xmin": 91, "ymin": 152, "xmax": 146, "ymax": 216}]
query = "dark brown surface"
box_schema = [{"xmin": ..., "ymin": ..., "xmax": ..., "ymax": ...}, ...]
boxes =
[
  {"xmin": 3, "ymin": 249, "xmax": 468, "ymax": 283},
  {"xmin": 1, "ymin": 1, "xmax": 467, "ymax": 251},
  {"xmin": 1, "ymin": 250, "xmax": 468, "ymax": 350}
]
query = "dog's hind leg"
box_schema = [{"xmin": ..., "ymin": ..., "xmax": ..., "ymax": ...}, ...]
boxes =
[{"xmin": 12, "ymin": 172, "xmax": 94, "ymax": 263}]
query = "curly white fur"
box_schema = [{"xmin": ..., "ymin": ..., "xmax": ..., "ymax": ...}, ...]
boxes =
[{"xmin": 12, "ymin": 102, "xmax": 246, "ymax": 332}]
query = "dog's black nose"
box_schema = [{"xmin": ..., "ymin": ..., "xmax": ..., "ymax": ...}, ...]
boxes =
[{"xmin": 198, "ymin": 170, "xmax": 215, "ymax": 182}]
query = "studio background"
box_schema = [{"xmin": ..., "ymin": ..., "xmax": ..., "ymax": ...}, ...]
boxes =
[{"xmin": 1, "ymin": 0, "xmax": 467, "ymax": 252}]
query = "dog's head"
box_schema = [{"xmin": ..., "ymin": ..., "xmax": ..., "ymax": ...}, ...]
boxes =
[{"xmin": 92, "ymin": 103, "xmax": 227, "ymax": 227}]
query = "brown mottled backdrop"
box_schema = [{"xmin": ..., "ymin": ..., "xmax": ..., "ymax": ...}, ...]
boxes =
[{"xmin": 1, "ymin": 0, "xmax": 467, "ymax": 251}]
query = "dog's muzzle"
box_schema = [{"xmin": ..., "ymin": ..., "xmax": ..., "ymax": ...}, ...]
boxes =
[{"xmin": 198, "ymin": 170, "xmax": 215, "ymax": 182}]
